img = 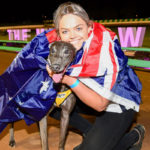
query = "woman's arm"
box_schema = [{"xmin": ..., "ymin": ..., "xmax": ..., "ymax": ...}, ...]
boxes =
[
  {"xmin": 46, "ymin": 65, "xmax": 109, "ymax": 112},
  {"xmin": 62, "ymin": 75, "xmax": 109, "ymax": 112}
]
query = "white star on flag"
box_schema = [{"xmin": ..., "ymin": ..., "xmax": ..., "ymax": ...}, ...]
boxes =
[
  {"xmin": 9, "ymin": 97, "xmax": 12, "ymax": 101},
  {"xmin": 40, "ymin": 81, "xmax": 50, "ymax": 94},
  {"xmin": 18, "ymin": 101, "xmax": 24, "ymax": 105}
]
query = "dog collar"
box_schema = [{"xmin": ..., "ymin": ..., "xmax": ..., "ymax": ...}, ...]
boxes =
[{"xmin": 55, "ymin": 89, "xmax": 72, "ymax": 107}]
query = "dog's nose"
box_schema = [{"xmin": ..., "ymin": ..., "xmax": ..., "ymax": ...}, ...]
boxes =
[{"xmin": 51, "ymin": 64, "xmax": 61, "ymax": 72}]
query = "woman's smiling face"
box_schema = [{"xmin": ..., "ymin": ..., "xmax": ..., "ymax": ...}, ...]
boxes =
[{"xmin": 59, "ymin": 14, "xmax": 91, "ymax": 50}]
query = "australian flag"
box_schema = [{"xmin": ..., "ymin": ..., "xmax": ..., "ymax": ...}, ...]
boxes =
[
  {"xmin": 0, "ymin": 29, "xmax": 58, "ymax": 133},
  {"xmin": 0, "ymin": 22, "xmax": 142, "ymax": 133}
]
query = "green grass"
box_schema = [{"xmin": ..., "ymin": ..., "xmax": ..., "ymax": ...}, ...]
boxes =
[
  {"xmin": 0, "ymin": 40, "xmax": 28, "ymax": 44},
  {"xmin": 0, "ymin": 46, "xmax": 22, "ymax": 52}
]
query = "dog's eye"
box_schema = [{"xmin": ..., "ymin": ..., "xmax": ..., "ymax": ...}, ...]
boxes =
[
  {"xmin": 64, "ymin": 49, "xmax": 69, "ymax": 54},
  {"xmin": 51, "ymin": 48, "xmax": 55, "ymax": 54}
]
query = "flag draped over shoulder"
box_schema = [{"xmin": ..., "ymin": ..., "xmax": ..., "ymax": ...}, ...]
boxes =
[
  {"xmin": 66, "ymin": 23, "xmax": 142, "ymax": 112},
  {"xmin": 0, "ymin": 29, "xmax": 58, "ymax": 133},
  {"xmin": 0, "ymin": 22, "xmax": 142, "ymax": 133}
]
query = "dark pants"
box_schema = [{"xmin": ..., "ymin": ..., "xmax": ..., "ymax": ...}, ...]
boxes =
[{"xmin": 50, "ymin": 100, "xmax": 139, "ymax": 150}]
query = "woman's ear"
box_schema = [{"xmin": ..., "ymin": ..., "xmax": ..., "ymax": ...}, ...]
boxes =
[
  {"xmin": 88, "ymin": 26, "xmax": 92, "ymax": 37},
  {"xmin": 88, "ymin": 20, "xmax": 93, "ymax": 34},
  {"xmin": 88, "ymin": 26, "xmax": 92, "ymax": 33}
]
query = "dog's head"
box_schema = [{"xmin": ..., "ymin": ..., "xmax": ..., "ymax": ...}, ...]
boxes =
[{"xmin": 47, "ymin": 41, "xmax": 76, "ymax": 83}]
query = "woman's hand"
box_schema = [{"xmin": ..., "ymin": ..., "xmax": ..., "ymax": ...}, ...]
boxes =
[
  {"xmin": 46, "ymin": 64, "xmax": 53, "ymax": 77},
  {"xmin": 46, "ymin": 64, "xmax": 72, "ymax": 84}
]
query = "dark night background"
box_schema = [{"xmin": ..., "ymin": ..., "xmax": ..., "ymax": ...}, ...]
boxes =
[{"xmin": 0, "ymin": 0, "xmax": 150, "ymax": 25}]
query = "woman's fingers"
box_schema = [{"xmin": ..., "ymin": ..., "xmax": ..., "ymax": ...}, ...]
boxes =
[{"xmin": 46, "ymin": 64, "xmax": 53, "ymax": 77}]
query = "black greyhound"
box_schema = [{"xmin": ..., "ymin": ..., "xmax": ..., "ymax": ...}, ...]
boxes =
[{"xmin": 9, "ymin": 41, "xmax": 77, "ymax": 150}]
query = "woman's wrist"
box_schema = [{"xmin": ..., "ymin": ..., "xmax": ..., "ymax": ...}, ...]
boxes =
[
  {"xmin": 62, "ymin": 75, "xmax": 78, "ymax": 87},
  {"xmin": 69, "ymin": 79, "xmax": 80, "ymax": 88}
]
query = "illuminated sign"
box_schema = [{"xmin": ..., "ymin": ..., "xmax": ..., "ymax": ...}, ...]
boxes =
[
  {"xmin": 7, "ymin": 27, "xmax": 146, "ymax": 48},
  {"xmin": 7, "ymin": 29, "xmax": 31, "ymax": 41},
  {"xmin": 7, "ymin": 28, "xmax": 46, "ymax": 41},
  {"xmin": 118, "ymin": 27, "xmax": 146, "ymax": 47},
  {"xmin": 36, "ymin": 28, "xmax": 45, "ymax": 35}
]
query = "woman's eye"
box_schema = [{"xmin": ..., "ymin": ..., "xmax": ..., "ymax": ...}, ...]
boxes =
[
  {"xmin": 76, "ymin": 27, "xmax": 82, "ymax": 31},
  {"xmin": 62, "ymin": 30, "xmax": 68, "ymax": 34}
]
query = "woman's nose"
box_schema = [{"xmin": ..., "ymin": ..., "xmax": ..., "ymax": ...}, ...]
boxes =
[{"xmin": 69, "ymin": 30, "xmax": 76, "ymax": 39}]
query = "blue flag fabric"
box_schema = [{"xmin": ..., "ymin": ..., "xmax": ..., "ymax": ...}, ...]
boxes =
[{"xmin": 0, "ymin": 29, "xmax": 57, "ymax": 133}]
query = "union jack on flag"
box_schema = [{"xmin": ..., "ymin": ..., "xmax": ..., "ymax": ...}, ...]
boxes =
[{"xmin": 64, "ymin": 23, "xmax": 142, "ymax": 112}]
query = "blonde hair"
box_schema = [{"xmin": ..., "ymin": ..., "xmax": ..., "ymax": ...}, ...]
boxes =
[{"xmin": 53, "ymin": 2, "xmax": 92, "ymax": 34}]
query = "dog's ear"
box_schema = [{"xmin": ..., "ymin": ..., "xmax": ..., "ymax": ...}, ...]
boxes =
[
  {"xmin": 48, "ymin": 42, "xmax": 56, "ymax": 51},
  {"xmin": 48, "ymin": 43, "xmax": 52, "ymax": 49}
]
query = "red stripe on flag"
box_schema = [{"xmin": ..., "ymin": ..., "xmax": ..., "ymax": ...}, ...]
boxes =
[
  {"xmin": 109, "ymin": 42, "xmax": 117, "ymax": 89},
  {"xmin": 107, "ymin": 28, "xmax": 116, "ymax": 40},
  {"xmin": 79, "ymin": 45, "xmax": 102, "ymax": 76},
  {"xmin": 78, "ymin": 24, "xmax": 103, "ymax": 77},
  {"xmin": 70, "ymin": 48, "xmax": 87, "ymax": 68},
  {"xmin": 45, "ymin": 29, "xmax": 60, "ymax": 43}
]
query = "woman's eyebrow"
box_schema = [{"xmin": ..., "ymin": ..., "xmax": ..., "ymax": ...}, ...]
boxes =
[
  {"xmin": 60, "ymin": 24, "xmax": 84, "ymax": 30},
  {"xmin": 74, "ymin": 24, "xmax": 84, "ymax": 28}
]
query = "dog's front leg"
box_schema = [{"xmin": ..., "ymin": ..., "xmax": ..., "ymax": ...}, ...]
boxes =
[
  {"xmin": 9, "ymin": 123, "xmax": 16, "ymax": 147},
  {"xmin": 59, "ymin": 109, "xmax": 70, "ymax": 150},
  {"xmin": 39, "ymin": 116, "xmax": 49, "ymax": 150}
]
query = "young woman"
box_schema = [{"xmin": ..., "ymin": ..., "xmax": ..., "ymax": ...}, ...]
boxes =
[{"xmin": 46, "ymin": 2, "xmax": 145, "ymax": 150}]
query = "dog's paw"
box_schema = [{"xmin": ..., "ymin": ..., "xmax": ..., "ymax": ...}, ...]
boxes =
[{"xmin": 9, "ymin": 140, "xmax": 16, "ymax": 147}]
